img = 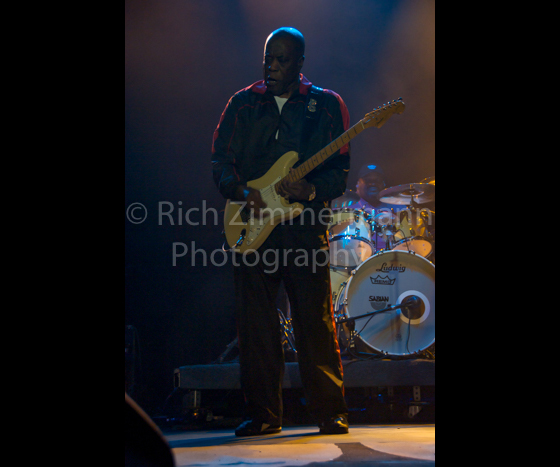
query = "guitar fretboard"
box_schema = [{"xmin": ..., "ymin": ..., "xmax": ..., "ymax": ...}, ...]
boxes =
[
  {"xmin": 274, "ymin": 98, "xmax": 404, "ymax": 192},
  {"xmin": 275, "ymin": 121, "xmax": 366, "ymax": 189}
]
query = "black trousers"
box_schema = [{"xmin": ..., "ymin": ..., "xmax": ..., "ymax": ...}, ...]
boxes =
[{"xmin": 234, "ymin": 224, "xmax": 348, "ymax": 425}]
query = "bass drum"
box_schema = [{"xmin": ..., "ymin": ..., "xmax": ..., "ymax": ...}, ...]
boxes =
[{"xmin": 335, "ymin": 250, "xmax": 435, "ymax": 357}]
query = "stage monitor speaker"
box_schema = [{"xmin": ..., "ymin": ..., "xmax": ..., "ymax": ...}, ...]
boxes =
[{"xmin": 125, "ymin": 392, "xmax": 175, "ymax": 467}]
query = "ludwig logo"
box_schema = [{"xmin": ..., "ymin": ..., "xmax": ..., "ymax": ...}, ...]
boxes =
[
  {"xmin": 371, "ymin": 275, "xmax": 396, "ymax": 286},
  {"xmin": 376, "ymin": 263, "xmax": 407, "ymax": 274}
]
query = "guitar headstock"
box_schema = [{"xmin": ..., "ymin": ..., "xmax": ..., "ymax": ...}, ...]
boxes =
[{"xmin": 362, "ymin": 98, "xmax": 406, "ymax": 129}]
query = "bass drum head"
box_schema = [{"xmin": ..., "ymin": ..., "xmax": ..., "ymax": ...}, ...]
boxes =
[{"xmin": 343, "ymin": 250, "xmax": 435, "ymax": 357}]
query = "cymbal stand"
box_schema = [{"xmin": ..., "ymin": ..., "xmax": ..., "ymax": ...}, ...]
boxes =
[
  {"xmin": 215, "ymin": 309, "xmax": 297, "ymax": 364},
  {"xmin": 279, "ymin": 308, "xmax": 297, "ymax": 356},
  {"xmin": 216, "ymin": 337, "xmax": 239, "ymax": 364}
]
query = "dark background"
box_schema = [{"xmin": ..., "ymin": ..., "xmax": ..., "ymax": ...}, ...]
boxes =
[{"xmin": 125, "ymin": 0, "xmax": 435, "ymax": 415}]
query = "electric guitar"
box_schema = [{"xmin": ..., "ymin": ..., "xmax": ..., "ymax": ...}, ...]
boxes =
[{"xmin": 223, "ymin": 98, "xmax": 406, "ymax": 254}]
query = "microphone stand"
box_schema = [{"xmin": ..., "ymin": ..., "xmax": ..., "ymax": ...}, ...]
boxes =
[{"xmin": 337, "ymin": 296, "xmax": 421, "ymax": 325}]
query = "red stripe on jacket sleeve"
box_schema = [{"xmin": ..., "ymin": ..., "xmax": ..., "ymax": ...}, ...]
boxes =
[{"xmin": 323, "ymin": 89, "xmax": 351, "ymax": 154}]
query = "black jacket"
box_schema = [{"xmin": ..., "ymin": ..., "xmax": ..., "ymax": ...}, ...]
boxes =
[{"xmin": 212, "ymin": 75, "xmax": 351, "ymax": 228}]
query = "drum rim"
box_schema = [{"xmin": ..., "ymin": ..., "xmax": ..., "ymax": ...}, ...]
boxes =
[
  {"xmin": 339, "ymin": 249, "xmax": 435, "ymax": 309},
  {"xmin": 330, "ymin": 208, "xmax": 373, "ymax": 222},
  {"xmin": 392, "ymin": 236, "xmax": 434, "ymax": 258},
  {"xmin": 354, "ymin": 249, "xmax": 435, "ymax": 272},
  {"xmin": 372, "ymin": 338, "xmax": 436, "ymax": 357},
  {"xmin": 330, "ymin": 235, "xmax": 375, "ymax": 248}
]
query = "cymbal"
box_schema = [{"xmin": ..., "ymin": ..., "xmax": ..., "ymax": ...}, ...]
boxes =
[
  {"xmin": 379, "ymin": 183, "xmax": 436, "ymax": 205},
  {"xmin": 419, "ymin": 176, "xmax": 435, "ymax": 186},
  {"xmin": 331, "ymin": 190, "xmax": 361, "ymax": 210}
]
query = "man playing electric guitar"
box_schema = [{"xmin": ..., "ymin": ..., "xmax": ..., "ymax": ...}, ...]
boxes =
[{"xmin": 212, "ymin": 27, "xmax": 351, "ymax": 437}]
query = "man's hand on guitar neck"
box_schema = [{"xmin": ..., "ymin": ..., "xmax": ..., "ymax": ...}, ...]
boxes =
[{"xmin": 236, "ymin": 186, "xmax": 270, "ymax": 219}]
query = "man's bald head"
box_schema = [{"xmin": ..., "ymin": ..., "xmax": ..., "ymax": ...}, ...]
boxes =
[
  {"xmin": 265, "ymin": 27, "xmax": 305, "ymax": 60},
  {"xmin": 263, "ymin": 28, "xmax": 306, "ymax": 98}
]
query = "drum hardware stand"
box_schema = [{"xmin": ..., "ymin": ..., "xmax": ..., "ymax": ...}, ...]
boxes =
[
  {"xmin": 215, "ymin": 309, "xmax": 297, "ymax": 364},
  {"xmin": 279, "ymin": 308, "xmax": 297, "ymax": 356},
  {"xmin": 330, "ymin": 264, "xmax": 357, "ymax": 275},
  {"xmin": 343, "ymin": 319, "xmax": 359, "ymax": 352},
  {"xmin": 380, "ymin": 224, "xmax": 395, "ymax": 250},
  {"xmin": 216, "ymin": 337, "xmax": 239, "ymax": 364},
  {"xmin": 340, "ymin": 319, "xmax": 390, "ymax": 361}
]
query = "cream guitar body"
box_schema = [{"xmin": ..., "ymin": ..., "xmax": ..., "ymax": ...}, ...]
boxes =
[
  {"xmin": 224, "ymin": 151, "xmax": 304, "ymax": 254},
  {"xmin": 223, "ymin": 98, "xmax": 406, "ymax": 254}
]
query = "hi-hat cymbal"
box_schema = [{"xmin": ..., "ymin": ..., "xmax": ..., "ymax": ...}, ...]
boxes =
[{"xmin": 380, "ymin": 183, "xmax": 436, "ymax": 205}]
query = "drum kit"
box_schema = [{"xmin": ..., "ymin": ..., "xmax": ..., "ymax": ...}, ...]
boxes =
[
  {"xmin": 221, "ymin": 177, "xmax": 436, "ymax": 364},
  {"xmin": 326, "ymin": 176, "xmax": 436, "ymax": 359}
]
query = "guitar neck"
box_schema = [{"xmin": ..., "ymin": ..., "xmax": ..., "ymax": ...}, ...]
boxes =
[{"xmin": 277, "ymin": 120, "xmax": 366, "ymax": 187}]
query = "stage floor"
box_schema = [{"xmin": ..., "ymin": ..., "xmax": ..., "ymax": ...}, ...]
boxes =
[
  {"xmin": 170, "ymin": 358, "xmax": 435, "ymax": 428},
  {"xmin": 164, "ymin": 424, "xmax": 436, "ymax": 466},
  {"xmin": 165, "ymin": 358, "xmax": 436, "ymax": 466}
]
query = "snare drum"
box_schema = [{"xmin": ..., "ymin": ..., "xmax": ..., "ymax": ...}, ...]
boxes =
[
  {"xmin": 334, "ymin": 250, "xmax": 435, "ymax": 357},
  {"xmin": 328, "ymin": 209, "xmax": 375, "ymax": 268}
]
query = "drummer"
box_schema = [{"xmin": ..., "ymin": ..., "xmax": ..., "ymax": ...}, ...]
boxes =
[{"xmin": 352, "ymin": 164, "xmax": 400, "ymax": 251}]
